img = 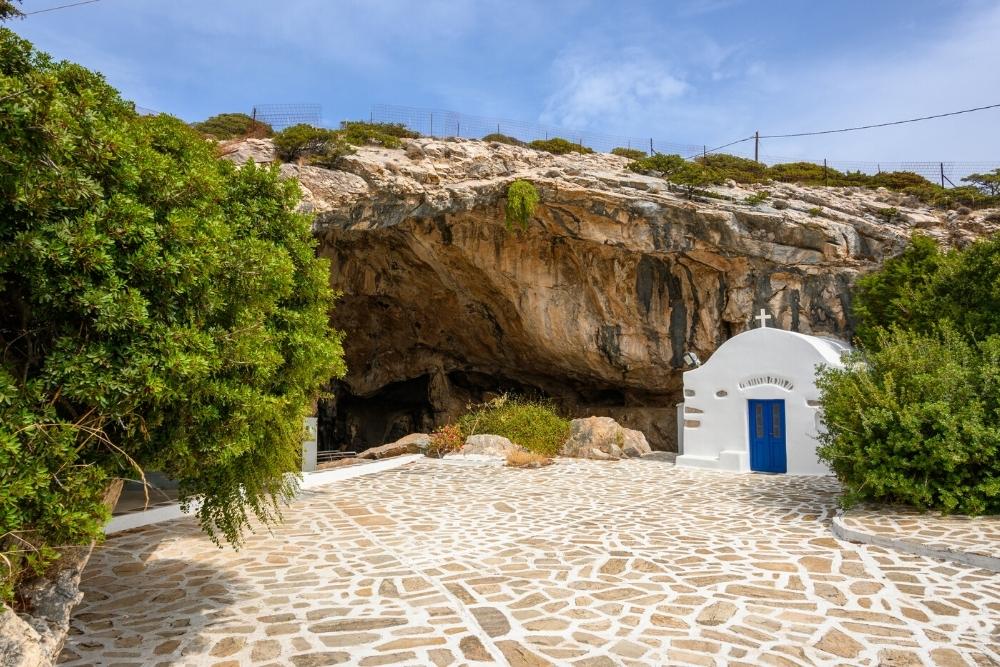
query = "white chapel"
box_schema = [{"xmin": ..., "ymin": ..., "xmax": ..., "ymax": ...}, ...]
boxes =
[{"xmin": 675, "ymin": 309, "xmax": 850, "ymax": 475}]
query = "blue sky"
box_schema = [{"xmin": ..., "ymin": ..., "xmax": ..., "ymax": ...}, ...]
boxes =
[{"xmin": 10, "ymin": 0, "xmax": 1000, "ymax": 162}]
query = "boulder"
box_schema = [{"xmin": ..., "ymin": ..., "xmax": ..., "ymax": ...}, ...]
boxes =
[
  {"xmin": 357, "ymin": 433, "xmax": 430, "ymax": 459},
  {"xmin": 460, "ymin": 434, "xmax": 523, "ymax": 457},
  {"xmin": 0, "ymin": 607, "xmax": 43, "ymax": 667},
  {"xmin": 560, "ymin": 417, "xmax": 652, "ymax": 460}
]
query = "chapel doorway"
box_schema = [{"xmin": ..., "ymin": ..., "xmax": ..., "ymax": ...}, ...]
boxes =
[{"xmin": 748, "ymin": 399, "xmax": 787, "ymax": 473}]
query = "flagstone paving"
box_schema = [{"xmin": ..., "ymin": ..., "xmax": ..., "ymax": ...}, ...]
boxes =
[
  {"xmin": 836, "ymin": 504, "xmax": 1000, "ymax": 571},
  {"xmin": 59, "ymin": 458, "xmax": 1000, "ymax": 666}
]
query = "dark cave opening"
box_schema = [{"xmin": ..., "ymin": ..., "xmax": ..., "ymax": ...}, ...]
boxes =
[{"xmin": 317, "ymin": 366, "xmax": 681, "ymax": 455}]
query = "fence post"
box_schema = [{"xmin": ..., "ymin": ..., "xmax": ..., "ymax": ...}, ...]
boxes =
[
  {"xmin": 754, "ymin": 130, "xmax": 760, "ymax": 163},
  {"xmin": 251, "ymin": 107, "xmax": 256, "ymax": 122},
  {"xmin": 823, "ymin": 158, "xmax": 828, "ymax": 185},
  {"xmin": 650, "ymin": 138, "xmax": 654, "ymax": 155},
  {"xmin": 457, "ymin": 121, "xmax": 460, "ymax": 137},
  {"xmin": 430, "ymin": 112, "xmax": 433, "ymax": 137},
  {"xmin": 940, "ymin": 162, "xmax": 945, "ymax": 188},
  {"xmin": 497, "ymin": 123, "xmax": 500, "ymax": 134},
  {"xmin": 703, "ymin": 145, "xmax": 707, "ymax": 160}
]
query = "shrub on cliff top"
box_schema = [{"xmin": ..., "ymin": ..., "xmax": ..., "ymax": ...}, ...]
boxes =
[
  {"xmin": 340, "ymin": 120, "xmax": 418, "ymax": 148},
  {"xmin": 483, "ymin": 132, "xmax": 526, "ymax": 147},
  {"xmin": 273, "ymin": 123, "xmax": 355, "ymax": 166},
  {"xmin": 192, "ymin": 112, "xmax": 273, "ymax": 140},
  {"xmin": 0, "ymin": 28, "xmax": 345, "ymax": 602},
  {"xmin": 697, "ymin": 153, "xmax": 769, "ymax": 183},
  {"xmin": 505, "ymin": 179, "xmax": 540, "ymax": 231},
  {"xmin": 529, "ymin": 137, "xmax": 594, "ymax": 155},
  {"xmin": 457, "ymin": 395, "xmax": 570, "ymax": 456},
  {"xmin": 611, "ymin": 147, "xmax": 647, "ymax": 160}
]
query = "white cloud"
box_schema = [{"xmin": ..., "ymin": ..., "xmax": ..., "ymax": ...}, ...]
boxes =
[{"xmin": 540, "ymin": 49, "xmax": 688, "ymax": 130}]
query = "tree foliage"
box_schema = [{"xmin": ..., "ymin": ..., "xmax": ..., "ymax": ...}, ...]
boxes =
[
  {"xmin": 817, "ymin": 327, "xmax": 1000, "ymax": 515},
  {"xmin": 528, "ymin": 137, "xmax": 594, "ymax": 155},
  {"xmin": 963, "ymin": 168, "xmax": 1000, "ymax": 197},
  {"xmin": 821, "ymin": 233, "xmax": 1000, "ymax": 515},
  {"xmin": 482, "ymin": 132, "xmax": 526, "ymax": 147},
  {"xmin": 0, "ymin": 28, "xmax": 345, "ymax": 601},
  {"xmin": 0, "ymin": 1, "xmax": 21, "ymax": 21},
  {"xmin": 628, "ymin": 152, "xmax": 999, "ymax": 209},
  {"xmin": 852, "ymin": 233, "xmax": 1000, "ymax": 350},
  {"xmin": 192, "ymin": 112, "xmax": 273, "ymax": 140},
  {"xmin": 611, "ymin": 147, "xmax": 646, "ymax": 160},
  {"xmin": 272, "ymin": 123, "xmax": 354, "ymax": 165}
]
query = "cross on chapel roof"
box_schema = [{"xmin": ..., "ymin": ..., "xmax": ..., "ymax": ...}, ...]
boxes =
[{"xmin": 755, "ymin": 308, "xmax": 772, "ymax": 328}]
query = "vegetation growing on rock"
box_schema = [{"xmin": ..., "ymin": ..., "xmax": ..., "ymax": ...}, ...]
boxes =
[
  {"xmin": 611, "ymin": 147, "xmax": 647, "ymax": 160},
  {"xmin": 192, "ymin": 112, "xmax": 273, "ymax": 139},
  {"xmin": 529, "ymin": 137, "xmax": 594, "ymax": 155},
  {"xmin": 456, "ymin": 396, "xmax": 570, "ymax": 456},
  {"xmin": 628, "ymin": 152, "xmax": 1000, "ymax": 210},
  {"xmin": 482, "ymin": 132, "xmax": 526, "ymax": 147},
  {"xmin": 505, "ymin": 179, "xmax": 540, "ymax": 231},
  {"xmin": 820, "ymin": 233, "xmax": 1000, "ymax": 515},
  {"xmin": 0, "ymin": 28, "xmax": 345, "ymax": 603},
  {"xmin": 340, "ymin": 120, "xmax": 419, "ymax": 148}
]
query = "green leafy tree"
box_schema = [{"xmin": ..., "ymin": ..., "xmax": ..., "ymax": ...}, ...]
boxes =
[
  {"xmin": 627, "ymin": 152, "xmax": 687, "ymax": 179},
  {"xmin": 528, "ymin": 137, "xmax": 593, "ymax": 155},
  {"xmin": 611, "ymin": 147, "xmax": 646, "ymax": 160},
  {"xmin": 817, "ymin": 327, "xmax": 1000, "ymax": 515},
  {"xmin": 851, "ymin": 234, "xmax": 944, "ymax": 349},
  {"xmin": 669, "ymin": 161, "xmax": 723, "ymax": 198},
  {"xmin": 963, "ymin": 168, "xmax": 1000, "ymax": 197},
  {"xmin": 192, "ymin": 112, "xmax": 273, "ymax": 139},
  {"xmin": 852, "ymin": 233, "xmax": 1000, "ymax": 350},
  {"xmin": 482, "ymin": 132, "xmax": 525, "ymax": 147},
  {"xmin": 272, "ymin": 123, "xmax": 354, "ymax": 165},
  {"xmin": 0, "ymin": 28, "xmax": 344, "ymax": 601},
  {"xmin": 0, "ymin": 1, "xmax": 21, "ymax": 21}
]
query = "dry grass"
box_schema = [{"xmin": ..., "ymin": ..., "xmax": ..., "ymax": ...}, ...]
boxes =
[{"xmin": 505, "ymin": 450, "xmax": 553, "ymax": 468}]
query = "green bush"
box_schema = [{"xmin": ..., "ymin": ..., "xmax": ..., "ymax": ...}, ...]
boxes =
[
  {"xmin": 744, "ymin": 190, "xmax": 770, "ymax": 206},
  {"xmin": 272, "ymin": 124, "xmax": 338, "ymax": 160},
  {"xmin": 340, "ymin": 120, "xmax": 418, "ymax": 148},
  {"xmin": 192, "ymin": 112, "xmax": 273, "ymax": 140},
  {"xmin": 963, "ymin": 168, "xmax": 1000, "ymax": 197},
  {"xmin": 817, "ymin": 327, "xmax": 1000, "ymax": 515},
  {"xmin": 482, "ymin": 132, "xmax": 526, "ymax": 147},
  {"xmin": 505, "ymin": 179, "xmax": 539, "ymax": 231},
  {"xmin": 457, "ymin": 395, "xmax": 570, "ymax": 456},
  {"xmin": 697, "ymin": 153, "xmax": 769, "ymax": 183},
  {"xmin": 529, "ymin": 137, "xmax": 593, "ymax": 155},
  {"xmin": 611, "ymin": 147, "xmax": 647, "ymax": 160},
  {"xmin": 627, "ymin": 152, "xmax": 687, "ymax": 178},
  {"xmin": 0, "ymin": 28, "xmax": 345, "ymax": 602},
  {"xmin": 851, "ymin": 233, "xmax": 1000, "ymax": 351}
]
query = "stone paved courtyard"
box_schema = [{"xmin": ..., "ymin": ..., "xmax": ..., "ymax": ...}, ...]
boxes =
[{"xmin": 59, "ymin": 458, "xmax": 1000, "ymax": 666}]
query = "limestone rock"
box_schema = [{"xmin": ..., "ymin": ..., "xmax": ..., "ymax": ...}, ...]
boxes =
[
  {"xmin": 356, "ymin": 433, "xmax": 430, "ymax": 459},
  {"xmin": 0, "ymin": 606, "xmax": 44, "ymax": 667},
  {"xmin": 561, "ymin": 417, "xmax": 651, "ymax": 460},
  {"xmin": 222, "ymin": 137, "xmax": 999, "ymax": 453},
  {"xmin": 461, "ymin": 434, "xmax": 523, "ymax": 457}
]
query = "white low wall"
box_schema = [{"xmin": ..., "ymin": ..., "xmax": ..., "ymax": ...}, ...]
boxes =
[{"xmin": 105, "ymin": 454, "xmax": 423, "ymax": 534}]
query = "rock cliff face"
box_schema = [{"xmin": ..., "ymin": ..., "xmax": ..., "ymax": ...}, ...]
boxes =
[{"xmin": 225, "ymin": 137, "xmax": 998, "ymax": 450}]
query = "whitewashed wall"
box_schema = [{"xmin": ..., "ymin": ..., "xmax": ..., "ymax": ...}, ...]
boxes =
[{"xmin": 675, "ymin": 328, "xmax": 848, "ymax": 475}]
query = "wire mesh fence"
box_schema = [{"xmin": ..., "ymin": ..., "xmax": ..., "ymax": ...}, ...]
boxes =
[
  {"xmin": 252, "ymin": 104, "xmax": 322, "ymax": 131},
  {"xmin": 370, "ymin": 103, "xmax": 704, "ymax": 156},
  {"xmin": 369, "ymin": 104, "xmax": 1000, "ymax": 187}
]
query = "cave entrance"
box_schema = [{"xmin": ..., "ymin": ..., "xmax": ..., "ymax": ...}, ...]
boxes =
[{"xmin": 317, "ymin": 368, "xmax": 683, "ymax": 454}]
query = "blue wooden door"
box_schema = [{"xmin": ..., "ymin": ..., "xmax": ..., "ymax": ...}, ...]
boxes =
[{"xmin": 748, "ymin": 399, "xmax": 787, "ymax": 473}]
